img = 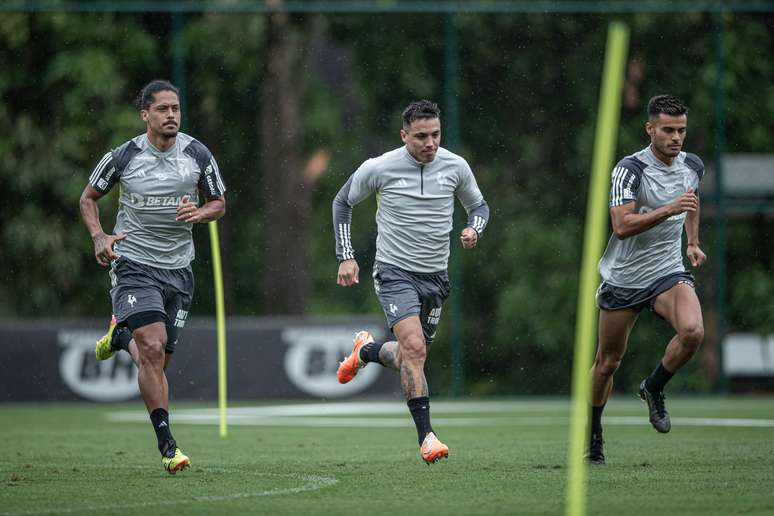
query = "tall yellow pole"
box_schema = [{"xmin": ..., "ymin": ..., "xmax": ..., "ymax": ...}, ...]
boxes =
[
  {"xmin": 566, "ymin": 21, "xmax": 629, "ymax": 516},
  {"xmin": 209, "ymin": 220, "xmax": 228, "ymax": 438}
]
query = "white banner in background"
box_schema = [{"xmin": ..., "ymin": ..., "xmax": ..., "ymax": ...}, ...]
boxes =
[
  {"xmin": 58, "ymin": 330, "xmax": 139, "ymax": 401},
  {"xmin": 282, "ymin": 327, "xmax": 383, "ymax": 398}
]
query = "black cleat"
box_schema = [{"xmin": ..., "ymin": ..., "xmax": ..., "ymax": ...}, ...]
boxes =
[
  {"xmin": 639, "ymin": 380, "xmax": 671, "ymax": 433},
  {"xmin": 586, "ymin": 431, "xmax": 605, "ymax": 465}
]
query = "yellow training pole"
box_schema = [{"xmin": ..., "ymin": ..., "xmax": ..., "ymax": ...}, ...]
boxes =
[
  {"xmin": 209, "ymin": 220, "xmax": 228, "ymax": 438},
  {"xmin": 566, "ymin": 22, "xmax": 629, "ymax": 516}
]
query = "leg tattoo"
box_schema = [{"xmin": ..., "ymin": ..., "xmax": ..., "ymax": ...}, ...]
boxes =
[
  {"xmin": 378, "ymin": 341, "xmax": 399, "ymax": 370},
  {"xmin": 400, "ymin": 363, "xmax": 429, "ymax": 399},
  {"xmin": 420, "ymin": 374, "xmax": 429, "ymax": 397},
  {"xmin": 400, "ymin": 364, "xmax": 416, "ymax": 400}
]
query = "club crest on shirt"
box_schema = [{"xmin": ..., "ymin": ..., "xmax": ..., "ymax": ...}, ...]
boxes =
[{"xmin": 177, "ymin": 161, "xmax": 194, "ymax": 180}]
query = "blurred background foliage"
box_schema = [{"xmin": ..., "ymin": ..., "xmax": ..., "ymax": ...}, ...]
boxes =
[{"xmin": 1, "ymin": 9, "xmax": 772, "ymax": 395}]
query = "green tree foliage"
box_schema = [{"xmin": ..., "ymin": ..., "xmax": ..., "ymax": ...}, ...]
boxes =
[
  {"xmin": 183, "ymin": 14, "xmax": 266, "ymax": 314},
  {"xmin": 0, "ymin": 13, "xmax": 159, "ymax": 315}
]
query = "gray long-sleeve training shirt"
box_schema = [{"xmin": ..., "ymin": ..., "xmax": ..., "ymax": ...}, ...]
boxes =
[{"xmin": 332, "ymin": 145, "xmax": 489, "ymax": 273}]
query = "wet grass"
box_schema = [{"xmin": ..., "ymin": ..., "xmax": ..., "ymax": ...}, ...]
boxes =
[{"xmin": 1, "ymin": 398, "xmax": 773, "ymax": 515}]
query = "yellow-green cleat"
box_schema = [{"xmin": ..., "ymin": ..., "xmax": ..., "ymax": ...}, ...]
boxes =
[
  {"xmin": 94, "ymin": 315, "xmax": 118, "ymax": 360},
  {"xmin": 162, "ymin": 448, "xmax": 190, "ymax": 475}
]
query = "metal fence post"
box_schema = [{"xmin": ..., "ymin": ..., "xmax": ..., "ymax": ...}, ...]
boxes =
[
  {"xmin": 712, "ymin": 10, "xmax": 728, "ymax": 392},
  {"xmin": 444, "ymin": 12, "xmax": 464, "ymax": 398}
]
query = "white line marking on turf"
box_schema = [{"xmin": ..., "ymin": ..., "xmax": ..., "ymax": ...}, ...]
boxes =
[
  {"xmin": 608, "ymin": 416, "xmax": 774, "ymax": 428},
  {"xmin": 0, "ymin": 472, "xmax": 337, "ymax": 516},
  {"xmin": 106, "ymin": 402, "xmax": 774, "ymax": 429}
]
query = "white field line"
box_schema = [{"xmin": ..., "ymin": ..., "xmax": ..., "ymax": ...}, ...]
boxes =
[
  {"xmin": 188, "ymin": 400, "xmax": 563, "ymax": 416},
  {"xmin": 108, "ymin": 415, "xmax": 570, "ymax": 427},
  {"xmin": 0, "ymin": 472, "xmax": 337, "ymax": 516},
  {"xmin": 107, "ymin": 402, "xmax": 774, "ymax": 429},
  {"xmin": 608, "ymin": 416, "xmax": 774, "ymax": 428}
]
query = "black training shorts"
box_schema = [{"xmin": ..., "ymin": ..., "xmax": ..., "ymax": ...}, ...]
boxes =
[
  {"xmin": 372, "ymin": 261, "xmax": 450, "ymax": 346},
  {"xmin": 596, "ymin": 271, "xmax": 695, "ymax": 313},
  {"xmin": 109, "ymin": 256, "xmax": 194, "ymax": 353}
]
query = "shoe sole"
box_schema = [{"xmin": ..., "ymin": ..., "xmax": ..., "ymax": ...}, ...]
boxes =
[
  {"xmin": 166, "ymin": 458, "xmax": 190, "ymax": 475},
  {"xmin": 423, "ymin": 450, "xmax": 449, "ymax": 465},
  {"xmin": 95, "ymin": 350, "xmax": 114, "ymax": 360},
  {"xmin": 95, "ymin": 330, "xmax": 116, "ymax": 360},
  {"xmin": 95, "ymin": 319, "xmax": 118, "ymax": 361},
  {"xmin": 638, "ymin": 389, "xmax": 671, "ymax": 434},
  {"xmin": 337, "ymin": 332, "xmax": 373, "ymax": 384}
]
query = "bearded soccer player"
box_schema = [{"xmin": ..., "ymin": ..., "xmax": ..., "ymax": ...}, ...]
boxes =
[
  {"xmin": 332, "ymin": 100, "xmax": 490, "ymax": 464},
  {"xmin": 587, "ymin": 95, "xmax": 706, "ymax": 464},
  {"xmin": 79, "ymin": 80, "xmax": 226, "ymax": 473}
]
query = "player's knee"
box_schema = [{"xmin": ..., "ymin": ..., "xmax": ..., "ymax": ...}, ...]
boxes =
[
  {"xmin": 596, "ymin": 354, "xmax": 622, "ymax": 377},
  {"xmin": 134, "ymin": 331, "xmax": 167, "ymax": 364},
  {"xmin": 679, "ymin": 323, "xmax": 704, "ymax": 351},
  {"xmin": 138, "ymin": 340, "xmax": 165, "ymax": 362},
  {"xmin": 137, "ymin": 343, "xmax": 164, "ymax": 366},
  {"xmin": 400, "ymin": 334, "xmax": 427, "ymax": 363}
]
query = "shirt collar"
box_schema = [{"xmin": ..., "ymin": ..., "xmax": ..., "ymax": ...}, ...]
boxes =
[
  {"xmin": 144, "ymin": 134, "xmax": 178, "ymax": 157},
  {"xmin": 644, "ymin": 145, "xmax": 679, "ymax": 171},
  {"xmin": 402, "ymin": 145, "xmax": 435, "ymax": 166}
]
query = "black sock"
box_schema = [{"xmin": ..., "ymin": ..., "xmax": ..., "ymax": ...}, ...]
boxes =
[
  {"xmin": 358, "ymin": 341, "xmax": 384, "ymax": 365},
  {"xmin": 111, "ymin": 327, "xmax": 132, "ymax": 352},
  {"xmin": 590, "ymin": 404, "xmax": 605, "ymax": 436},
  {"xmin": 407, "ymin": 396, "xmax": 434, "ymax": 445},
  {"xmin": 645, "ymin": 361, "xmax": 674, "ymax": 393},
  {"xmin": 149, "ymin": 408, "xmax": 176, "ymax": 456}
]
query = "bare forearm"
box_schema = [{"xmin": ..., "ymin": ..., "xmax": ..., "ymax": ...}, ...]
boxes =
[
  {"xmin": 614, "ymin": 205, "xmax": 676, "ymax": 239},
  {"xmin": 79, "ymin": 195, "xmax": 105, "ymax": 237},
  {"xmin": 684, "ymin": 200, "xmax": 707, "ymax": 267},
  {"xmin": 197, "ymin": 198, "xmax": 226, "ymax": 223},
  {"xmin": 685, "ymin": 202, "xmax": 700, "ymax": 245},
  {"xmin": 612, "ymin": 191, "xmax": 698, "ymax": 240}
]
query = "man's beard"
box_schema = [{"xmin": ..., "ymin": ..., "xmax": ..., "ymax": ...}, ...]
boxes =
[{"xmin": 161, "ymin": 126, "xmax": 179, "ymax": 138}]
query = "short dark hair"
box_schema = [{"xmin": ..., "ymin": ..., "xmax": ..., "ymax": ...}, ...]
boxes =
[
  {"xmin": 136, "ymin": 79, "xmax": 179, "ymax": 110},
  {"xmin": 402, "ymin": 100, "xmax": 441, "ymax": 128},
  {"xmin": 647, "ymin": 94, "xmax": 688, "ymax": 119}
]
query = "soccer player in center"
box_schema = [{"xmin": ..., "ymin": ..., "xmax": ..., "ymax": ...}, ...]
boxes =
[
  {"xmin": 587, "ymin": 95, "xmax": 706, "ymax": 464},
  {"xmin": 332, "ymin": 100, "xmax": 490, "ymax": 464}
]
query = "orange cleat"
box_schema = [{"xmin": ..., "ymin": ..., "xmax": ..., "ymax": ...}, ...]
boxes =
[
  {"xmin": 420, "ymin": 432, "xmax": 449, "ymax": 464},
  {"xmin": 336, "ymin": 330, "xmax": 374, "ymax": 384}
]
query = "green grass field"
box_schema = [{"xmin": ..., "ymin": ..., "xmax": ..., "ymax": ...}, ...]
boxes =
[{"xmin": 1, "ymin": 398, "xmax": 773, "ymax": 515}]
